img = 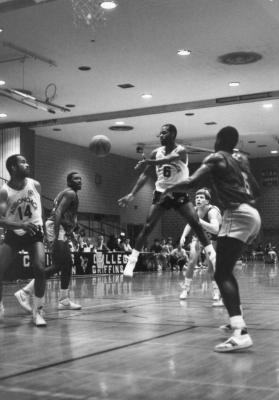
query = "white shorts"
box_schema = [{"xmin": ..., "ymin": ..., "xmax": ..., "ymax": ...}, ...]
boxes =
[
  {"xmin": 45, "ymin": 220, "xmax": 68, "ymax": 242},
  {"xmin": 219, "ymin": 203, "xmax": 261, "ymax": 244}
]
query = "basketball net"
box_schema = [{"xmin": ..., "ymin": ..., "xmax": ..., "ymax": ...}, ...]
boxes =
[{"xmin": 71, "ymin": 0, "xmax": 105, "ymax": 29}]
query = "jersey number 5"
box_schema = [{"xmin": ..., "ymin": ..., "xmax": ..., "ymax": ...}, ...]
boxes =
[
  {"xmin": 18, "ymin": 204, "xmax": 32, "ymax": 220},
  {"xmin": 163, "ymin": 166, "xmax": 171, "ymax": 178}
]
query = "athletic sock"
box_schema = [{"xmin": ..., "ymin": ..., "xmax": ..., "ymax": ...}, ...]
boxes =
[{"xmin": 23, "ymin": 279, "xmax": 35, "ymax": 294}]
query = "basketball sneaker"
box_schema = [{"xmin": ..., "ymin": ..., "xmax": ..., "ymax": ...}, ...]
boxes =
[
  {"xmin": 179, "ymin": 288, "xmax": 190, "ymax": 300},
  {"xmin": 212, "ymin": 298, "xmax": 224, "ymax": 307},
  {"xmin": 58, "ymin": 298, "xmax": 82, "ymax": 310},
  {"xmin": 14, "ymin": 289, "xmax": 32, "ymax": 313},
  {"xmin": 179, "ymin": 278, "xmax": 192, "ymax": 300},
  {"xmin": 219, "ymin": 323, "xmax": 232, "ymax": 333},
  {"xmin": 33, "ymin": 308, "xmax": 47, "ymax": 327},
  {"xmin": 214, "ymin": 329, "xmax": 253, "ymax": 352}
]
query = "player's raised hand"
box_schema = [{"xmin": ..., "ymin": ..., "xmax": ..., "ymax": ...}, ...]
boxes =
[{"xmin": 118, "ymin": 193, "xmax": 134, "ymax": 208}]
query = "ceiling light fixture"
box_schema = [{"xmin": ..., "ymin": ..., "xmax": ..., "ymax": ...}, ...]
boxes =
[
  {"xmin": 270, "ymin": 150, "xmax": 278, "ymax": 154},
  {"xmin": 100, "ymin": 1, "xmax": 118, "ymax": 9},
  {"xmin": 115, "ymin": 121, "xmax": 125, "ymax": 125},
  {"xmin": 0, "ymin": 113, "xmax": 7, "ymax": 118},
  {"xmin": 177, "ymin": 49, "xmax": 191, "ymax": 56},
  {"xmin": 0, "ymin": 80, "xmax": 5, "ymax": 86},
  {"xmin": 141, "ymin": 93, "xmax": 152, "ymax": 99},
  {"xmin": 229, "ymin": 82, "xmax": 240, "ymax": 87},
  {"xmin": 0, "ymin": 29, "xmax": 3, "ymax": 33},
  {"xmin": 263, "ymin": 103, "xmax": 273, "ymax": 109}
]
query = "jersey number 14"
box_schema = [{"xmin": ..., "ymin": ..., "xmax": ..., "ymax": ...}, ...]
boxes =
[{"xmin": 18, "ymin": 204, "xmax": 32, "ymax": 220}]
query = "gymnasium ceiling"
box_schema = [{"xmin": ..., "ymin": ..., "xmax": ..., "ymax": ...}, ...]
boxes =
[{"xmin": 1, "ymin": 0, "xmax": 279, "ymax": 161}]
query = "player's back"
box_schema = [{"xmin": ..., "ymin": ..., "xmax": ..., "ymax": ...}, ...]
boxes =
[{"xmin": 204, "ymin": 151, "xmax": 259, "ymax": 209}]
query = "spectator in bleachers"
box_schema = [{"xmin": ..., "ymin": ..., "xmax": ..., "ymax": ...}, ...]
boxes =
[
  {"xmin": 95, "ymin": 234, "xmax": 109, "ymax": 252},
  {"xmin": 119, "ymin": 237, "xmax": 133, "ymax": 254},
  {"xmin": 169, "ymin": 243, "xmax": 188, "ymax": 271},
  {"xmin": 107, "ymin": 235, "xmax": 121, "ymax": 251}
]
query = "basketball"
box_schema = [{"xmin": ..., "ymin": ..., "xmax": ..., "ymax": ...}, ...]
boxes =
[{"xmin": 89, "ymin": 135, "xmax": 111, "ymax": 157}]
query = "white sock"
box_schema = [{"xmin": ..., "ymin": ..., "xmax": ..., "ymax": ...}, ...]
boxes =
[
  {"xmin": 23, "ymin": 279, "xmax": 35, "ymax": 294},
  {"xmin": 60, "ymin": 289, "xmax": 69, "ymax": 300},
  {"xmin": 33, "ymin": 296, "xmax": 44, "ymax": 310},
  {"xmin": 130, "ymin": 249, "xmax": 140, "ymax": 261},
  {"xmin": 185, "ymin": 277, "xmax": 192, "ymax": 288},
  {"xmin": 230, "ymin": 315, "xmax": 246, "ymax": 331}
]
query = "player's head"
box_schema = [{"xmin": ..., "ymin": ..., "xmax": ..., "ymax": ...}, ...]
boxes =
[
  {"xmin": 6, "ymin": 154, "xmax": 30, "ymax": 178},
  {"xmin": 158, "ymin": 124, "xmax": 177, "ymax": 145},
  {"xmin": 195, "ymin": 188, "xmax": 211, "ymax": 207},
  {"xmin": 67, "ymin": 171, "xmax": 82, "ymax": 191},
  {"xmin": 214, "ymin": 126, "xmax": 239, "ymax": 152}
]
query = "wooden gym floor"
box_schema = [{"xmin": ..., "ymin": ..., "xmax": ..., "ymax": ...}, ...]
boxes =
[{"xmin": 0, "ymin": 262, "xmax": 279, "ymax": 400}]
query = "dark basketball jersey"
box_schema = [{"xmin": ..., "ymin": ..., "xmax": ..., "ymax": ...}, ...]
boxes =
[
  {"xmin": 203, "ymin": 151, "xmax": 260, "ymax": 209},
  {"xmin": 48, "ymin": 188, "xmax": 79, "ymax": 233}
]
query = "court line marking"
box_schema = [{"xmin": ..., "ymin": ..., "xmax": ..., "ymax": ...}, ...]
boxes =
[
  {"xmin": 0, "ymin": 385, "xmax": 85, "ymax": 399},
  {"xmin": 0, "ymin": 325, "xmax": 196, "ymax": 381}
]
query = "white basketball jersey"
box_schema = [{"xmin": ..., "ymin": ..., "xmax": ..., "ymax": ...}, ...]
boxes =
[
  {"xmin": 155, "ymin": 145, "xmax": 189, "ymax": 192},
  {"xmin": 2, "ymin": 178, "xmax": 43, "ymax": 236}
]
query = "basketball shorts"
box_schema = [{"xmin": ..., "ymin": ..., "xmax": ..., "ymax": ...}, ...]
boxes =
[
  {"xmin": 153, "ymin": 191, "xmax": 190, "ymax": 210},
  {"xmin": 4, "ymin": 226, "xmax": 44, "ymax": 252},
  {"xmin": 45, "ymin": 220, "xmax": 68, "ymax": 242},
  {"xmin": 218, "ymin": 203, "xmax": 261, "ymax": 244}
]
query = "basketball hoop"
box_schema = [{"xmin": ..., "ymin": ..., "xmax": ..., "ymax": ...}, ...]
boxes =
[{"xmin": 71, "ymin": 0, "xmax": 105, "ymax": 29}]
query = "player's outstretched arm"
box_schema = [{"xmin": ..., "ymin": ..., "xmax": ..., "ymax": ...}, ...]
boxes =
[{"xmin": 180, "ymin": 224, "xmax": 191, "ymax": 246}]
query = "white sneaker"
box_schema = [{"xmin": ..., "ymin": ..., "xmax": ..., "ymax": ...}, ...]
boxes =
[
  {"xmin": 212, "ymin": 298, "xmax": 224, "ymax": 307},
  {"xmin": 58, "ymin": 298, "xmax": 82, "ymax": 310},
  {"xmin": 123, "ymin": 258, "xmax": 137, "ymax": 277},
  {"xmin": 0, "ymin": 303, "xmax": 4, "ymax": 321},
  {"xmin": 14, "ymin": 289, "xmax": 32, "ymax": 313},
  {"xmin": 214, "ymin": 333, "xmax": 253, "ymax": 352},
  {"xmin": 33, "ymin": 308, "xmax": 47, "ymax": 327}
]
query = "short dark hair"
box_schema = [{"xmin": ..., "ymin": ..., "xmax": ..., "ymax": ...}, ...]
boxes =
[
  {"xmin": 67, "ymin": 171, "xmax": 79, "ymax": 186},
  {"xmin": 164, "ymin": 124, "xmax": 177, "ymax": 138},
  {"xmin": 6, "ymin": 154, "xmax": 21, "ymax": 174},
  {"xmin": 216, "ymin": 126, "xmax": 239, "ymax": 151},
  {"xmin": 196, "ymin": 188, "xmax": 211, "ymax": 201}
]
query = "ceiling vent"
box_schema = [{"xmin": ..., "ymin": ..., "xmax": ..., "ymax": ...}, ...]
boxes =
[
  {"xmin": 109, "ymin": 125, "xmax": 134, "ymax": 131},
  {"xmin": 218, "ymin": 52, "xmax": 262, "ymax": 65},
  {"xmin": 117, "ymin": 83, "xmax": 135, "ymax": 89}
]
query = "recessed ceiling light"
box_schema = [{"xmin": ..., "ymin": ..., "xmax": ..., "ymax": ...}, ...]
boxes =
[
  {"xmin": 115, "ymin": 121, "xmax": 125, "ymax": 125},
  {"xmin": 78, "ymin": 66, "xmax": 91, "ymax": 71},
  {"xmin": 258, "ymin": 144, "xmax": 267, "ymax": 147},
  {"xmin": 0, "ymin": 29, "xmax": 3, "ymax": 33},
  {"xmin": 270, "ymin": 150, "xmax": 278, "ymax": 154},
  {"xmin": 0, "ymin": 113, "xmax": 7, "ymax": 118},
  {"xmin": 100, "ymin": 1, "xmax": 118, "ymax": 10},
  {"xmin": 204, "ymin": 121, "xmax": 217, "ymax": 125},
  {"xmin": 262, "ymin": 103, "xmax": 273, "ymax": 109},
  {"xmin": 65, "ymin": 104, "xmax": 76, "ymax": 108},
  {"xmin": 141, "ymin": 93, "xmax": 152, "ymax": 99},
  {"xmin": 0, "ymin": 80, "xmax": 5, "ymax": 86},
  {"xmin": 185, "ymin": 112, "xmax": 195, "ymax": 116},
  {"xmin": 229, "ymin": 82, "xmax": 240, "ymax": 87},
  {"xmin": 248, "ymin": 140, "xmax": 256, "ymax": 143},
  {"xmin": 177, "ymin": 49, "xmax": 191, "ymax": 56},
  {"xmin": 53, "ymin": 128, "xmax": 62, "ymax": 131}
]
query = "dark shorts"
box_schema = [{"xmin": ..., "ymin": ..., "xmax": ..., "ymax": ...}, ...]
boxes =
[
  {"xmin": 152, "ymin": 191, "xmax": 190, "ymax": 210},
  {"xmin": 4, "ymin": 227, "xmax": 44, "ymax": 252}
]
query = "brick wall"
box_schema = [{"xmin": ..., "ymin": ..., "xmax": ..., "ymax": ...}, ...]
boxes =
[{"xmin": 35, "ymin": 136, "xmax": 161, "ymax": 247}]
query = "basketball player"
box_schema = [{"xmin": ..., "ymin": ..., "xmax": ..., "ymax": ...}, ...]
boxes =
[
  {"xmin": 180, "ymin": 188, "xmax": 222, "ymax": 306},
  {"xmin": 15, "ymin": 172, "xmax": 82, "ymax": 311},
  {"xmin": 0, "ymin": 154, "xmax": 46, "ymax": 326},
  {"xmin": 163, "ymin": 126, "xmax": 261, "ymax": 352},
  {"xmin": 118, "ymin": 124, "xmax": 216, "ymax": 277}
]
